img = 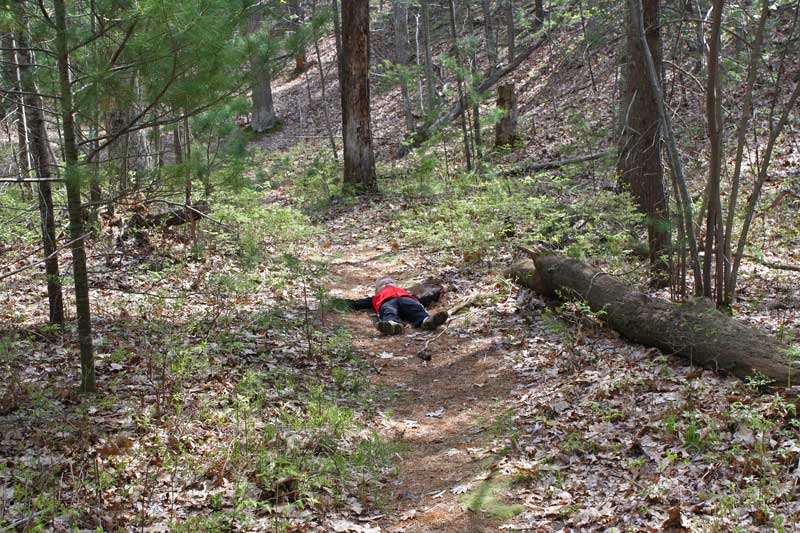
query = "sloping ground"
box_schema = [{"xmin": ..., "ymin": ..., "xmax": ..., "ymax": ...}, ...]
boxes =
[{"xmin": 314, "ymin": 196, "xmax": 800, "ymax": 532}]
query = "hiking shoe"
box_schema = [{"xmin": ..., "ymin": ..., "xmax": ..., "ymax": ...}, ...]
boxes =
[
  {"xmin": 376, "ymin": 320, "xmax": 403, "ymax": 335},
  {"xmin": 421, "ymin": 311, "xmax": 448, "ymax": 331}
]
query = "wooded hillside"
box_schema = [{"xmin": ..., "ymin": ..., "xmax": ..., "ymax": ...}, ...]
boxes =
[{"xmin": 1, "ymin": 0, "xmax": 799, "ymax": 531}]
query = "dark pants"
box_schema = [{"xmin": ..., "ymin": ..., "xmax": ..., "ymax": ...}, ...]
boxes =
[{"xmin": 378, "ymin": 297, "xmax": 429, "ymax": 327}]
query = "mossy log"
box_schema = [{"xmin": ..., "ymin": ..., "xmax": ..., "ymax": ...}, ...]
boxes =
[{"xmin": 507, "ymin": 253, "xmax": 796, "ymax": 385}]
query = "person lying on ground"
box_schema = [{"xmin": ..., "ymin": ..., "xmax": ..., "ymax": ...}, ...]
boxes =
[{"xmin": 340, "ymin": 276, "xmax": 449, "ymax": 335}]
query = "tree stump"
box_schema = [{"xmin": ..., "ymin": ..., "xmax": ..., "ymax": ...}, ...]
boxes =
[{"xmin": 495, "ymin": 82, "xmax": 518, "ymax": 148}]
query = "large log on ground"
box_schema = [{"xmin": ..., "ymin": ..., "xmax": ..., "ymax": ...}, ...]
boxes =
[
  {"xmin": 128, "ymin": 200, "xmax": 211, "ymax": 229},
  {"xmin": 508, "ymin": 253, "xmax": 796, "ymax": 385}
]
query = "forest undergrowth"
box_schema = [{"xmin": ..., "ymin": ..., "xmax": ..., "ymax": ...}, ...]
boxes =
[
  {"xmin": 2, "ymin": 5, "xmax": 800, "ymax": 530},
  {"xmin": 2, "ymin": 153, "xmax": 799, "ymax": 531}
]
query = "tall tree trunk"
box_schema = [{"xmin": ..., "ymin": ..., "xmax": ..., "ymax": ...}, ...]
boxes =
[
  {"xmin": 15, "ymin": 31, "xmax": 65, "ymax": 325},
  {"xmin": 688, "ymin": 0, "xmax": 705, "ymax": 74},
  {"xmin": 290, "ymin": 0, "xmax": 307, "ymax": 72},
  {"xmin": 332, "ymin": 0, "xmax": 346, "ymax": 122},
  {"xmin": 341, "ymin": 0, "xmax": 376, "ymax": 191},
  {"xmin": 729, "ymin": 82, "xmax": 800, "ymax": 304},
  {"xmin": 311, "ymin": 0, "xmax": 339, "ymax": 160},
  {"xmin": 703, "ymin": 0, "xmax": 725, "ymax": 302},
  {"xmin": 393, "ymin": 0, "xmax": 415, "ymax": 134},
  {"xmin": 534, "ymin": 0, "xmax": 545, "ymax": 28},
  {"xmin": 467, "ymin": 3, "xmax": 482, "ymax": 159},
  {"xmin": 618, "ymin": 0, "xmax": 671, "ymax": 285},
  {"xmin": 420, "ymin": 0, "xmax": 437, "ymax": 115},
  {"xmin": 480, "ymin": 0, "xmax": 498, "ymax": 72},
  {"xmin": 2, "ymin": 34, "xmax": 31, "ymax": 188},
  {"xmin": 54, "ymin": 0, "xmax": 95, "ymax": 393},
  {"xmin": 628, "ymin": 0, "xmax": 702, "ymax": 294},
  {"xmin": 505, "ymin": 0, "xmax": 515, "ymax": 62},
  {"xmin": 723, "ymin": 0, "xmax": 768, "ymax": 305},
  {"xmin": 447, "ymin": 0, "xmax": 473, "ymax": 171},
  {"xmin": 248, "ymin": 8, "xmax": 278, "ymax": 132}
]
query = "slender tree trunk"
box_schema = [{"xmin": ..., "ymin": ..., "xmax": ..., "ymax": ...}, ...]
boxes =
[
  {"xmin": 332, "ymin": 0, "xmax": 345, "ymax": 114},
  {"xmin": 181, "ymin": 114, "xmax": 196, "ymax": 249},
  {"xmin": 290, "ymin": 0, "xmax": 307, "ymax": 72},
  {"xmin": 54, "ymin": 0, "xmax": 95, "ymax": 392},
  {"xmin": 629, "ymin": 0, "xmax": 702, "ymax": 294},
  {"xmin": 688, "ymin": 0, "xmax": 705, "ymax": 74},
  {"xmin": 618, "ymin": 0, "xmax": 671, "ymax": 285},
  {"xmin": 448, "ymin": 0, "xmax": 473, "ymax": 171},
  {"xmin": 341, "ymin": 0, "xmax": 376, "ymax": 191},
  {"xmin": 505, "ymin": 0, "xmax": 515, "ymax": 62},
  {"xmin": 393, "ymin": 0, "xmax": 415, "ymax": 134},
  {"xmin": 723, "ymin": 0, "xmax": 768, "ymax": 305},
  {"xmin": 2, "ymin": 34, "xmax": 31, "ymax": 189},
  {"xmin": 480, "ymin": 0, "xmax": 498, "ymax": 72},
  {"xmin": 467, "ymin": 3, "xmax": 482, "ymax": 159},
  {"xmin": 248, "ymin": 8, "xmax": 278, "ymax": 132},
  {"xmin": 534, "ymin": 0, "xmax": 545, "ymax": 28},
  {"xmin": 15, "ymin": 32, "xmax": 65, "ymax": 326},
  {"xmin": 420, "ymin": 0, "xmax": 437, "ymax": 116},
  {"xmin": 312, "ymin": 0, "xmax": 339, "ymax": 160},
  {"xmin": 729, "ymin": 81, "xmax": 800, "ymax": 302},
  {"xmin": 703, "ymin": 0, "xmax": 724, "ymax": 302}
]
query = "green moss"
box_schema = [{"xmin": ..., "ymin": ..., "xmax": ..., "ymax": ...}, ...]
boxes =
[{"xmin": 458, "ymin": 474, "xmax": 525, "ymax": 520}]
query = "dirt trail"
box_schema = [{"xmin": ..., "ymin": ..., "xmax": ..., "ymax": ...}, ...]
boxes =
[{"xmin": 327, "ymin": 243, "xmax": 521, "ymax": 532}]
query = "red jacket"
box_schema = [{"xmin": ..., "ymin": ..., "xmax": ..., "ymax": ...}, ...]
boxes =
[{"xmin": 371, "ymin": 285, "xmax": 417, "ymax": 313}]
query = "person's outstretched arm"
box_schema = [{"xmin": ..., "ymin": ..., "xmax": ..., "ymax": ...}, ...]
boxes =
[{"xmin": 333, "ymin": 296, "xmax": 373, "ymax": 311}]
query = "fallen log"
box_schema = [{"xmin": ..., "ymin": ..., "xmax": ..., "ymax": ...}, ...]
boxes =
[
  {"xmin": 506, "ymin": 151, "xmax": 611, "ymax": 176},
  {"xmin": 128, "ymin": 200, "xmax": 211, "ymax": 229},
  {"xmin": 507, "ymin": 252, "xmax": 796, "ymax": 385}
]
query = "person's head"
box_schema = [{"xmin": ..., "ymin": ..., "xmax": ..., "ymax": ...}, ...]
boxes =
[{"xmin": 375, "ymin": 276, "xmax": 396, "ymax": 293}]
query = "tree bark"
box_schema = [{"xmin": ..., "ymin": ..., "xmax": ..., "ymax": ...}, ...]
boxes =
[
  {"xmin": 723, "ymin": 0, "xmax": 768, "ymax": 305},
  {"xmin": 2, "ymin": 34, "xmax": 31, "ymax": 187},
  {"xmin": 628, "ymin": 0, "xmax": 702, "ymax": 294},
  {"xmin": 393, "ymin": 0, "xmax": 415, "ymax": 134},
  {"xmin": 248, "ymin": 8, "xmax": 278, "ymax": 132},
  {"xmin": 505, "ymin": 0, "xmax": 515, "ymax": 62},
  {"xmin": 54, "ymin": 0, "xmax": 95, "ymax": 393},
  {"xmin": 341, "ymin": 0, "xmax": 376, "ymax": 191},
  {"xmin": 447, "ymin": 0, "xmax": 473, "ymax": 171},
  {"xmin": 508, "ymin": 254, "xmax": 795, "ymax": 385},
  {"xmin": 289, "ymin": 0, "xmax": 307, "ymax": 72},
  {"xmin": 534, "ymin": 0, "xmax": 545, "ymax": 28},
  {"xmin": 311, "ymin": 0, "xmax": 339, "ymax": 160},
  {"xmin": 15, "ymin": 31, "xmax": 65, "ymax": 325},
  {"xmin": 618, "ymin": 0, "xmax": 671, "ymax": 284},
  {"xmin": 420, "ymin": 0, "xmax": 437, "ymax": 115},
  {"xmin": 480, "ymin": 0, "xmax": 498, "ymax": 72},
  {"xmin": 494, "ymin": 82, "xmax": 517, "ymax": 148},
  {"xmin": 703, "ymin": 0, "xmax": 725, "ymax": 303}
]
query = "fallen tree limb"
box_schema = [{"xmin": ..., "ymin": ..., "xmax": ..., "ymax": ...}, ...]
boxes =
[
  {"xmin": 402, "ymin": 36, "xmax": 548, "ymax": 154},
  {"xmin": 506, "ymin": 151, "xmax": 611, "ymax": 175},
  {"xmin": 741, "ymin": 254, "xmax": 800, "ymax": 273},
  {"xmin": 507, "ymin": 251, "xmax": 797, "ymax": 385}
]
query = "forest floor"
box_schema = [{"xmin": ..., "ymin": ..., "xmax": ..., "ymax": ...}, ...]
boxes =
[{"xmin": 3, "ymin": 11, "xmax": 800, "ymax": 533}]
